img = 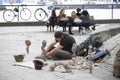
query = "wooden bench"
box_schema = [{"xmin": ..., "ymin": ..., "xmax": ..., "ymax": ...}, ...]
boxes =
[{"xmin": 47, "ymin": 16, "xmax": 96, "ymax": 32}]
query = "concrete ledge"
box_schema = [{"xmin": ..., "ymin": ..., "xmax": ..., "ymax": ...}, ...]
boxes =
[
  {"xmin": 90, "ymin": 25, "xmax": 120, "ymax": 42},
  {"xmin": 94, "ymin": 19, "xmax": 120, "ymax": 24},
  {"xmin": 0, "ymin": 21, "xmax": 45, "ymax": 27},
  {"xmin": 0, "ymin": 19, "xmax": 120, "ymax": 27}
]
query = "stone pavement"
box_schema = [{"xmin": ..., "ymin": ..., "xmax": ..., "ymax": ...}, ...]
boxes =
[{"xmin": 0, "ymin": 25, "xmax": 120, "ymax": 80}]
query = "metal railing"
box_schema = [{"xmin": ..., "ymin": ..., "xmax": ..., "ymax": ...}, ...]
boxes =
[
  {"xmin": 0, "ymin": 4, "xmax": 120, "ymax": 23},
  {"xmin": 0, "ymin": 4, "xmax": 50, "ymax": 22}
]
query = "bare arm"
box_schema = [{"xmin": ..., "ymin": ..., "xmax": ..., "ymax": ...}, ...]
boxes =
[
  {"xmin": 46, "ymin": 44, "xmax": 64, "ymax": 57},
  {"xmin": 46, "ymin": 40, "xmax": 57, "ymax": 52}
]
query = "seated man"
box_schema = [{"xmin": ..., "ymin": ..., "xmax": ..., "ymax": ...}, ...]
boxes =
[{"xmin": 40, "ymin": 31, "xmax": 76, "ymax": 60}]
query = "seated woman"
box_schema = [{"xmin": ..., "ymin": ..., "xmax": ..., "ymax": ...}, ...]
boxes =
[
  {"xmin": 71, "ymin": 11, "xmax": 83, "ymax": 33},
  {"xmin": 47, "ymin": 9, "xmax": 58, "ymax": 31},
  {"xmin": 58, "ymin": 8, "xmax": 68, "ymax": 32}
]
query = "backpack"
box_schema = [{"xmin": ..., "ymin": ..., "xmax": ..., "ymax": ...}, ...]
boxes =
[
  {"xmin": 76, "ymin": 42, "xmax": 88, "ymax": 56},
  {"xmin": 76, "ymin": 36, "xmax": 103, "ymax": 56},
  {"xmin": 91, "ymin": 36, "xmax": 103, "ymax": 48}
]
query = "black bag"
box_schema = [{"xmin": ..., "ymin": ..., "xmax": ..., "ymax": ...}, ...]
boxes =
[
  {"xmin": 14, "ymin": 8, "xmax": 19, "ymax": 12},
  {"xmin": 76, "ymin": 42, "xmax": 90, "ymax": 56},
  {"xmin": 91, "ymin": 36, "xmax": 103, "ymax": 48},
  {"xmin": 76, "ymin": 36, "xmax": 103, "ymax": 56}
]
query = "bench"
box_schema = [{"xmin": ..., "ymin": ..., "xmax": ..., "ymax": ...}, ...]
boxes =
[{"xmin": 47, "ymin": 16, "xmax": 96, "ymax": 33}]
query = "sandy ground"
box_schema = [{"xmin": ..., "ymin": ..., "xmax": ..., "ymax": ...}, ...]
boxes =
[{"xmin": 0, "ymin": 24, "xmax": 120, "ymax": 80}]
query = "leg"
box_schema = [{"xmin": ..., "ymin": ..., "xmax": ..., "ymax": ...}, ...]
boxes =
[
  {"xmin": 68, "ymin": 25, "xmax": 73, "ymax": 35},
  {"xmin": 79, "ymin": 26, "xmax": 83, "ymax": 33},
  {"xmin": 75, "ymin": 22, "xmax": 82, "ymax": 33},
  {"xmin": 46, "ymin": 22, "xmax": 49, "ymax": 31},
  {"xmin": 92, "ymin": 25, "xmax": 96, "ymax": 30},
  {"xmin": 49, "ymin": 25, "xmax": 51, "ymax": 31},
  {"xmin": 81, "ymin": 23, "xmax": 90, "ymax": 30},
  {"xmin": 52, "ymin": 50, "xmax": 72, "ymax": 60},
  {"xmin": 93, "ymin": 50, "xmax": 109, "ymax": 60},
  {"xmin": 63, "ymin": 26, "xmax": 66, "ymax": 32},
  {"xmin": 52, "ymin": 25, "xmax": 54, "ymax": 31}
]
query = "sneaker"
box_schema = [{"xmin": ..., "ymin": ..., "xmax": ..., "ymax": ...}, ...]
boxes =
[
  {"xmin": 69, "ymin": 32, "xmax": 73, "ymax": 35},
  {"xmin": 105, "ymin": 50, "xmax": 111, "ymax": 56},
  {"xmin": 92, "ymin": 26, "xmax": 95, "ymax": 30}
]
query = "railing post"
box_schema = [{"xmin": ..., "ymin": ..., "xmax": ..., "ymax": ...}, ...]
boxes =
[
  {"xmin": 111, "ymin": 4, "xmax": 113, "ymax": 19},
  {"xmin": 18, "ymin": 5, "xmax": 19, "ymax": 22}
]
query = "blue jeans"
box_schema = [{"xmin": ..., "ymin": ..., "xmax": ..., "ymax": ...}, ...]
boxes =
[
  {"xmin": 81, "ymin": 22, "xmax": 91, "ymax": 29},
  {"xmin": 92, "ymin": 50, "xmax": 106, "ymax": 60}
]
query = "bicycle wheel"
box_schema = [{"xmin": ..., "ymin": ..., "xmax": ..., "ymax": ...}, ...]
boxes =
[
  {"xmin": 20, "ymin": 8, "xmax": 31, "ymax": 21},
  {"xmin": 34, "ymin": 8, "xmax": 48, "ymax": 21},
  {"xmin": 3, "ymin": 9, "xmax": 15, "ymax": 22}
]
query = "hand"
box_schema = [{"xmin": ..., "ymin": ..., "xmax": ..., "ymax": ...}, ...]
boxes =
[
  {"xmin": 46, "ymin": 52, "xmax": 50, "ymax": 57},
  {"xmin": 40, "ymin": 54, "xmax": 45, "ymax": 59},
  {"xmin": 46, "ymin": 52, "xmax": 52, "ymax": 59}
]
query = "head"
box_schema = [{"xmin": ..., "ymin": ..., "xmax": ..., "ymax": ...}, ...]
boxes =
[
  {"xmin": 81, "ymin": 10, "xmax": 89, "ymax": 16},
  {"xmin": 54, "ymin": 31, "xmax": 64, "ymax": 42},
  {"xmin": 51, "ymin": 9, "xmax": 56, "ymax": 16},
  {"xmin": 76, "ymin": 8, "xmax": 81, "ymax": 13},
  {"xmin": 59, "ymin": 8, "xmax": 65, "ymax": 15},
  {"xmin": 71, "ymin": 11, "xmax": 76, "ymax": 17}
]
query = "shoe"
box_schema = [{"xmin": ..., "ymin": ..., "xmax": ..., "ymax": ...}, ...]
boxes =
[
  {"xmin": 105, "ymin": 50, "xmax": 111, "ymax": 56},
  {"xmin": 69, "ymin": 32, "xmax": 73, "ymax": 35},
  {"xmin": 92, "ymin": 26, "xmax": 95, "ymax": 30}
]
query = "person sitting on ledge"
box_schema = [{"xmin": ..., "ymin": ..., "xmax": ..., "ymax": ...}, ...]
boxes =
[{"xmin": 39, "ymin": 31, "xmax": 76, "ymax": 60}]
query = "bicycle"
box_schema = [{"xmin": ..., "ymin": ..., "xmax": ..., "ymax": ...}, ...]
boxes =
[
  {"xmin": 34, "ymin": 8, "xmax": 48, "ymax": 21},
  {"xmin": 3, "ymin": 4, "xmax": 32, "ymax": 22},
  {"xmin": 20, "ymin": 4, "xmax": 32, "ymax": 21}
]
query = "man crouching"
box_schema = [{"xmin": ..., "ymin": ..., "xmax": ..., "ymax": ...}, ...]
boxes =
[{"xmin": 40, "ymin": 31, "xmax": 76, "ymax": 60}]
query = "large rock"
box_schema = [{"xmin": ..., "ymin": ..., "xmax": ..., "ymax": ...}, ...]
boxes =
[{"xmin": 113, "ymin": 49, "xmax": 120, "ymax": 78}]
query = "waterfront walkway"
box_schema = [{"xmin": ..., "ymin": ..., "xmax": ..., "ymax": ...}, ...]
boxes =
[{"xmin": 0, "ymin": 24, "xmax": 120, "ymax": 80}]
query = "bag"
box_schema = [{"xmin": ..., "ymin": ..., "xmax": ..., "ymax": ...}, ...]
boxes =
[
  {"xmin": 76, "ymin": 42, "xmax": 89, "ymax": 56},
  {"xmin": 76, "ymin": 36, "xmax": 103, "ymax": 56},
  {"xmin": 74, "ymin": 17, "xmax": 81, "ymax": 23},
  {"xmin": 91, "ymin": 36, "xmax": 103, "ymax": 48},
  {"xmin": 14, "ymin": 8, "xmax": 19, "ymax": 12}
]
